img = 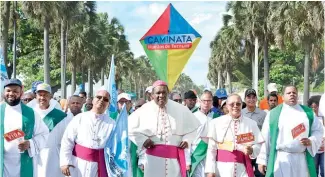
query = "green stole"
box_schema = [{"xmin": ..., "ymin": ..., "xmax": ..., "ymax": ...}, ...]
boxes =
[
  {"xmin": 0, "ymin": 103, "xmax": 35, "ymax": 177},
  {"xmin": 42, "ymin": 108, "xmax": 66, "ymax": 132},
  {"xmin": 266, "ymin": 104, "xmax": 317, "ymax": 177},
  {"xmin": 191, "ymin": 106, "xmax": 199, "ymax": 113},
  {"xmin": 189, "ymin": 110, "xmax": 217, "ymax": 176},
  {"xmin": 125, "ymin": 111, "xmax": 143, "ymax": 177},
  {"xmin": 130, "ymin": 142, "xmax": 144, "ymax": 177}
]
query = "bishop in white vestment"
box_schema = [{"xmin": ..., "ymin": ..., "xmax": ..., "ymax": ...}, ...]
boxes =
[
  {"xmin": 129, "ymin": 80, "xmax": 200, "ymax": 177},
  {"xmin": 60, "ymin": 89, "xmax": 115, "ymax": 177},
  {"xmin": 205, "ymin": 94, "xmax": 264, "ymax": 177},
  {"xmin": 257, "ymin": 86, "xmax": 324, "ymax": 177},
  {"xmin": 1, "ymin": 79, "xmax": 49, "ymax": 177}
]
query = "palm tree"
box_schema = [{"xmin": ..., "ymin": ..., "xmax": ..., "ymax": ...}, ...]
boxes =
[
  {"xmin": 22, "ymin": 2, "xmax": 60, "ymax": 84},
  {"xmin": 271, "ymin": 1, "xmax": 324, "ymax": 104}
]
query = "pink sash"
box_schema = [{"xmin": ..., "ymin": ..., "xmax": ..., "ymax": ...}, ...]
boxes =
[
  {"xmin": 72, "ymin": 143, "xmax": 108, "ymax": 177},
  {"xmin": 146, "ymin": 144, "xmax": 186, "ymax": 177},
  {"xmin": 217, "ymin": 149, "xmax": 254, "ymax": 177}
]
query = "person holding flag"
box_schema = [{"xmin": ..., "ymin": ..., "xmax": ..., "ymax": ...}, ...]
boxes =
[
  {"xmin": 128, "ymin": 80, "xmax": 200, "ymax": 177},
  {"xmin": 105, "ymin": 104, "xmax": 130, "ymax": 177},
  {"xmin": 60, "ymin": 87, "xmax": 115, "ymax": 177}
]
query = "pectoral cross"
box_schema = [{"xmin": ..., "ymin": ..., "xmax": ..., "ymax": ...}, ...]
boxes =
[{"xmin": 92, "ymin": 137, "xmax": 101, "ymax": 146}]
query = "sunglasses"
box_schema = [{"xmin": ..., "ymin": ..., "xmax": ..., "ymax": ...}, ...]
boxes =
[
  {"xmin": 173, "ymin": 99, "xmax": 182, "ymax": 103},
  {"xmin": 23, "ymin": 98, "xmax": 33, "ymax": 102},
  {"xmin": 228, "ymin": 102, "xmax": 242, "ymax": 107},
  {"xmin": 96, "ymin": 96, "xmax": 109, "ymax": 102}
]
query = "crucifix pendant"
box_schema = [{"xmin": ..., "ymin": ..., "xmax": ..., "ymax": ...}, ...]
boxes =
[{"xmin": 93, "ymin": 137, "xmax": 101, "ymax": 145}]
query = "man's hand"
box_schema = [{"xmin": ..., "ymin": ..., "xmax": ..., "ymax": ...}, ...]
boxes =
[
  {"xmin": 186, "ymin": 165, "xmax": 191, "ymax": 171},
  {"xmin": 61, "ymin": 165, "xmax": 75, "ymax": 176},
  {"xmin": 139, "ymin": 164, "xmax": 144, "ymax": 171},
  {"xmin": 143, "ymin": 139, "xmax": 154, "ymax": 149},
  {"xmin": 258, "ymin": 164, "xmax": 267, "ymax": 175},
  {"xmin": 207, "ymin": 173, "xmax": 216, "ymax": 177},
  {"xmin": 179, "ymin": 141, "xmax": 188, "ymax": 149},
  {"xmin": 243, "ymin": 145, "xmax": 253, "ymax": 155},
  {"xmin": 300, "ymin": 138, "xmax": 311, "ymax": 146},
  {"xmin": 18, "ymin": 140, "xmax": 30, "ymax": 152}
]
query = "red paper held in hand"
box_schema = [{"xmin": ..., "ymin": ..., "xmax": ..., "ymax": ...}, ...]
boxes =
[
  {"xmin": 291, "ymin": 123, "xmax": 306, "ymax": 139},
  {"xmin": 4, "ymin": 129, "xmax": 25, "ymax": 142},
  {"xmin": 236, "ymin": 132, "xmax": 255, "ymax": 144}
]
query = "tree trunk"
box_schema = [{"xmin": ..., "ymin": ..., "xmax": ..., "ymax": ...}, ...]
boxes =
[
  {"xmin": 303, "ymin": 46, "xmax": 310, "ymax": 105},
  {"xmin": 88, "ymin": 67, "xmax": 92, "ymax": 97},
  {"xmin": 226, "ymin": 66, "xmax": 232, "ymax": 94},
  {"xmin": 263, "ymin": 36, "xmax": 269, "ymax": 98},
  {"xmin": 71, "ymin": 59, "xmax": 76, "ymax": 95},
  {"xmin": 81, "ymin": 66, "xmax": 85, "ymax": 91},
  {"xmin": 12, "ymin": 1, "xmax": 17, "ymax": 79},
  {"xmin": 60, "ymin": 20, "xmax": 67, "ymax": 98},
  {"xmin": 254, "ymin": 37, "xmax": 258, "ymax": 97},
  {"xmin": 217, "ymin": 70, "xmax": 222, "ymax": 89},
  {"xmin": 44, "ymin": 18, "xmax": 50, "ymax": 84},
  {"xmin": 251, "ymin": 53, "xmax": 255, "ymax": 88},
  {"xmin": 0, "ymin": 2, "xmax": 11, "ymax": 77},
  {"xmin": 101, "ymin": 67, "xmax": 104, "ymax": 86}
]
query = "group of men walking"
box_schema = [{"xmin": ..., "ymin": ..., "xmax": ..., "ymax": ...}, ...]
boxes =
[{"xmin": 0, "ymin": 78, "xmax": 324, "ymax": 177}]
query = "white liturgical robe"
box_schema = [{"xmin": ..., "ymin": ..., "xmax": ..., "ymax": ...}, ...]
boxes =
[
  {"xmin": 205, "ymin": 115, "xmax": 264, "ymax": 177},
  {"xmin": 60, "ymin": 111, "xmax": 115, "ymax": 177},
  {"xmin": 3, "ymin": 103, "xmax": 49, "ymax": 177},
  {"xmin": 128, "ymin": 100, "xmax": 200, "ymax": 177},
  {"xmin": 32, "ymin": 102, "xmax": 73, "ymax": 177},
  {"xmin": 256, "ymin": 103, "xmax": 324, "ymax": 177}
]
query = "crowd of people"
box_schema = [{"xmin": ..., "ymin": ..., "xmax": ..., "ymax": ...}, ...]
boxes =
[{"xmin": 0, "ymin": 79, "xmax": 324, "ymax": 177}]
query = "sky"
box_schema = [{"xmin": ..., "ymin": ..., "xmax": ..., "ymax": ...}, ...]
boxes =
[{"xmin": 96, "ymin": 1, "xmax": 228, "ymax": 87}]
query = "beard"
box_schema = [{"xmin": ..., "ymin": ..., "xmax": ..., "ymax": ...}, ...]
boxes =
[{"xmin": 5, "ymin": 97, "xmax": 21, "ymax": 106}]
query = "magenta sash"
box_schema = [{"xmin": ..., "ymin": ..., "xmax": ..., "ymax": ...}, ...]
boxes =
[
  {"xmin": 146, "ymin": 144, "xmax": 186, "ymax": 177},
  {"xmin": 217, "ymin": 149, "xmax": 254, "ymax": 177},
  {"xmin": 72, "ymin": 143, "xmax": 108, "ymax": 177}
]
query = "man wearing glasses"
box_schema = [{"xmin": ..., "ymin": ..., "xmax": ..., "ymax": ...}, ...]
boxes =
[
  {"xmin": 205, "ymin": 94, "xmax": 264, "ymax": 177},
  {"xmin": 184, "ymin": 90, "xmax": 199, "ymax": 113},
  {"xmin": 60, "ymin": 87, "xmax": 115, "ymax": 177},
  {"xmin": 22, "ymin": 92, "xmax": 35, "ymax": 104},
  {"xmin": 170, "ymin": 92, "xmax": 182, "ymax": 104},
  {"xmin": 188, "ymin": 90, "xmax": 219, "ymax": 177},
  {"xmin": 117, "ymin": 93, "xmax": 133, "ymax": 114}
]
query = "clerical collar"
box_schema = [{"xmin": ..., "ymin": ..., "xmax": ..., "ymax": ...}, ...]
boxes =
[
  {"xmin": 199, "ymin": 108, "xmax": 211, "ymax": 116},
  {"xmin": 90, "ymin": 111, "xmax": 106, "ymax": 119}
]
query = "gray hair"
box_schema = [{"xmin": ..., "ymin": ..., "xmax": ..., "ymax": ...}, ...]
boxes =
[{"xmin": 226, "ymin": 94, "xmax": 243, "ymax": 104}]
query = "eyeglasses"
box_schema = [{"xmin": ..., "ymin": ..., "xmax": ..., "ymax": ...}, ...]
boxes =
[
  {"xmin": 135, "ymin": 105, "xmax": 142, "ymax": 109},
  {"xmin": 201, "ymin": 100, "xmax": 212, "ymax": 103},
  {"xmin": 95, "ymin": 96, "xmax": 109, "ymax": 102},
  {"xmin": 228, "ymin": 102, "xmax": 242, "ymax": 107},
  {"xmin": 23, "ymin": 98, "xmax": 33, "ymax": 102},
  {"xmin": 173, "ymin": 99, "xmax": 182, "ymax": 103}
]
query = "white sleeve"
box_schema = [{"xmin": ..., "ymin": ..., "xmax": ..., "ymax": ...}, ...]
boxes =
[
  {"xmin": 60, "ymin": 114, "xmax": 80, "ymax": 167},
  {"xmin": 128, "ymin": 111, "xmax": 148, "ymax": 148},
  {"xmin": 307, "ymin": 115, "xmax": 324, "ymax": 156},
  {"xmin": 319, "ymin": 94, "xmax": 325, "ymax": 117},
  {"xmin": 256, "ymin": 113, "xmax": 270, "ymax": 166},
  {"xmin": 28, "ymin": 112, "xmax": 49, "ymax": 157},
  {"xmin": 204, "ymin": 138, "xmax": 217, "ymax": 173}
]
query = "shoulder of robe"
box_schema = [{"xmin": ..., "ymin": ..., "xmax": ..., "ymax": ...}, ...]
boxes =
[{"xmin": 51, "ymin": 108, "xmax": 67, "ymax": 118}]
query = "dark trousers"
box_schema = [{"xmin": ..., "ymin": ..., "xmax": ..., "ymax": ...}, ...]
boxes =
[{"xmin": 252, "ymin": 158, "xmax": 265, "ymax": 177}]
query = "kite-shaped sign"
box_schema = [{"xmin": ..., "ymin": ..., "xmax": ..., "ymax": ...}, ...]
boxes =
[{"xmin": 140, "ymin": 3, "xmax": 201, "ymax": 89}]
